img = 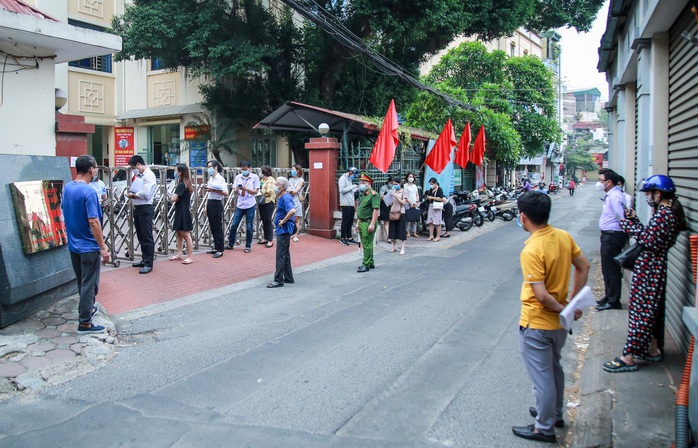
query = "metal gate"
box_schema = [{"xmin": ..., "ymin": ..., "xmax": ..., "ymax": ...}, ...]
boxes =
[
  {"xmin": 97, "ymin": 165, "xmax": 308, "ymax": 267},
  {"xmin": 337, "ymin": 138, "xmax": 426, "ymax": 186},
  {"xmin": 666, "ymin": 4, "xmax": 698, "ymax": 355}
]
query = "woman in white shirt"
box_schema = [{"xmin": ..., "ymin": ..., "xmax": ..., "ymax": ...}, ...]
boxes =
[
  {"xmin": 287, "ymin": 164, "xmax": 305, "ymax": 242},
  {"xmin": 403, "ymin": 172, "xmax": 420, "ymax": 237}
]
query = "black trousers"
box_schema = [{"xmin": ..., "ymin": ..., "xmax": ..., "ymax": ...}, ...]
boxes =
[
  {"xmin": 600, "ymin": 231, "xmax": 627, "ymax": 306},
  {"xmin": 133, "ymin": 204, "xmax": 154, "ymax": 267},
  {"xmin": 207, "ymin": 200, "xmax": 224, "ymax": 252},
  {"xmin": 340, "ymin": 205, "xmax": 355, "ymax": 240},
  {"xmin": 274, "ymin": 233, "xmax": 293, "ymax": 283},
  {"xmin": 569, "ymin": 188, "xmax": 575, "ymax": 196},
  {"xmin": 70, "ymin": 251, "xmax": 101, "ymax": 325},
  {"xmin": 259, "ymin": 201, "xmax": 275, "ymax": 242}
]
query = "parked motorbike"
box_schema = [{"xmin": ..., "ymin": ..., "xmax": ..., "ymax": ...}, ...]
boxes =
[{"xmin": 451, "ymin": 191, "xmax": 484, "ymax": 230}]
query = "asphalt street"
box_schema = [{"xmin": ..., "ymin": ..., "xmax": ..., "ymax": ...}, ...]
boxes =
[{"xmin": 0, "ymin": 187, "xmax": 602, "ymax": 447}]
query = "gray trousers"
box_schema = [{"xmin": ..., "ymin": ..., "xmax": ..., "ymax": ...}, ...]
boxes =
[
  {"xmin": 70, "ymin": 251, "xmax": 101, "ymax": 325},
  {"xmin": 518, "ymin": 326, "xmax": 567, "ymax": 435}
]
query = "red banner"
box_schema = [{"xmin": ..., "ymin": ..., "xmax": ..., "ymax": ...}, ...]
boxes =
[
  {"xmin": 184, "ymin": 125, "xmax": 209, "ymax": 140},
  {"xmin": 115, "ymin": 127, "xmax": 135, "ymax": 166}
]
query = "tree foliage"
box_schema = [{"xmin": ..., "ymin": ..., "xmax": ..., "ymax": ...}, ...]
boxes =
[
  {"xmin": 113, "ymin": 0, "xmax": 605, "ymax": 121},
  {"xmin": 564, "ymin": 145, "xmax": 598, "ymax": 175},
  {"xmin": 407, "ymin": 42, "xmax": 560, "ymax": 166}
]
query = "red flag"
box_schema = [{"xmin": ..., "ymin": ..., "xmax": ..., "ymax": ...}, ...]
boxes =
[
  {"xmin": 368, "ymin": 99, "xmax": 400, "ymax": 173},
  {"xmin": 424, "ymin": 119, "xmax": 456, "ymax": 174},
  {"xmin": 471, "ymin": 125, "xmax": 486, "ymax": 167},
  {"xmin": 454, "ymin": 122, "xmax": 471, "ymax": 169}
]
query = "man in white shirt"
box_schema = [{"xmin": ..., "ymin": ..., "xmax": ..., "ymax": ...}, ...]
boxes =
[
  {"xmin": 226, "ymin": 160, "xmax": 260, "ymax": 252},
  {"xmin": 205, "ymin": 160, "xmax": 229, "ymax": 258},
  {"xmin": 338, "ymin": 166, "xmax": 359, "ymax": 245},
  {"xmin": 127, "ymin": 155, "xmax": 157, "ymax": 274},
  {"xmin": 618, "ymin": 175, "xmax": 633, "ymax": 208}
]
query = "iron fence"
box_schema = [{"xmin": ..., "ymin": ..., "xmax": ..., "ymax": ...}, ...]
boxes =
[{"xmin": 97, "ymin": 165, "xmax": 308, "ymax": 267}]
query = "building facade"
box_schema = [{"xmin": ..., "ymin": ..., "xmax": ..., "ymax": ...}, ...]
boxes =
[{"xmin": 599, "ymin": 0, "xmax": 698, "ymax": 361}]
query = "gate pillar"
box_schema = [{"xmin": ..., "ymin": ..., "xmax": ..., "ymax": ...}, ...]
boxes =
[{"xmin": 305, "ymin": 137, "xmax": 340, "ymax": 239}]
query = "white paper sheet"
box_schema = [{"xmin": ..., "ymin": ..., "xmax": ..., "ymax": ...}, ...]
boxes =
[
  {"xmin": 129, "ymin": 177, "xmax": 143, "ymax": 195},
  {"xmin": 559, "ymin": 286, "xmax": 596, "ymax": 331},
  {"xmin": 383, "ymin": 193, "xmax": 394, "ymax": 206}
]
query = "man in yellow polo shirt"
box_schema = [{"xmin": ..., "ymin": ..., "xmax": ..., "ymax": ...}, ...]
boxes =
[{"xmin": 512, "ymin": 192, "xmax": 590, "ymax": 444}]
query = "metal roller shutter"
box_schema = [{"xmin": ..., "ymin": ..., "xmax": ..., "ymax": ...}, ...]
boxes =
[{"xmin": 667, "ymin": 4, "xmax": 698, "ymax": 355}]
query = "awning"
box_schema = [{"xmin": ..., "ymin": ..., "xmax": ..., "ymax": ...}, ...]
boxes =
[
  {"xmin": 254, "ymin": 101, "xmax": 434, "ymax": 141},
  {"xmin": 118, "ymin": 104, "xmax": 206, "ymax": 121}
]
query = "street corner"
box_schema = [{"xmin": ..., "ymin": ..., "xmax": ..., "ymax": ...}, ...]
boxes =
[{"xmin": 0, "ymin": 296, "xmax": 119, "ymax": 398}]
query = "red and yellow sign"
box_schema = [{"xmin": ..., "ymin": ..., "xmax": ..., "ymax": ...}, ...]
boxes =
[
  {"xmin": 184, "ymin": 125, "xmax": 210, "ymax": 140},
  {"xmin": 115, "ymin": 127, "xmax": 135, "ymax": 166}
]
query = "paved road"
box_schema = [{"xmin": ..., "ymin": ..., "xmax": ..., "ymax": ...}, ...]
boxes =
[{"xmin": 0, "ymin": 187, "xmax": 601, "ymax": 447}]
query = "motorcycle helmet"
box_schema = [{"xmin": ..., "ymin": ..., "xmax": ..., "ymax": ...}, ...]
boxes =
[{"xmin": 639, "ymin": 175, "xmax": 676, "ymax": 193}]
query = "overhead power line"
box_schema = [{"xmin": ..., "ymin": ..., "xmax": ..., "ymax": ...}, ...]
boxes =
[{"xmin": 277, "ymin": 0, "xmax": 476, "ymax": 111}]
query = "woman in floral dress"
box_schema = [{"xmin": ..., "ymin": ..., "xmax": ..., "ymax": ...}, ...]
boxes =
[{"xmin": 603, "ymin": 175, "xmax": 688, "ymax": 372}]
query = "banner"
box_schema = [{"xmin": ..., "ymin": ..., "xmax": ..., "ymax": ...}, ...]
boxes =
[
  {"xmin": 189, "ymin": 140, "xmax": 208, "ymax": 167},
  {"xmin": 184, "ymin": 125, "xmax": 209, "ymax": 140},
  {"xmin": 115, "ymin": 127, "xmax": 135, "ymax": 166}
]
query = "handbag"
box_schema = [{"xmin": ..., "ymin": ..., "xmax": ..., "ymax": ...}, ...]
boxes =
[
  {"xmin": 614, "ymin": 243, "xmax": 643, "ymax": 270},
  {"xmin": 432, "ymin": 200, "xmax": 444, "ymax": 211},
  {"xmin": 255, "ymin": 194, "xmax": 264, "ymax": 205},
  {"xmin": 389, "ymin": 210, "xmax": 401, "ymax": 221},
  {"xmin": 405, "ymin": 207, "xmax": 420, "ymax": 222}
]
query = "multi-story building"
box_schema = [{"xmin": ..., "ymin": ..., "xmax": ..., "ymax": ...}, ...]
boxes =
[{"xmin": 10, "ymin": 0, "xmax": 290, "ymax": 169}]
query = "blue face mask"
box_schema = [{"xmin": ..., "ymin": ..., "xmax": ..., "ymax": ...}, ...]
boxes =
[
  {"xmin": 393, "ymin": 184, "xmax": 400, "ymax": 190},
  {"xmin": 207, "ymin": 168, "xmax": 215, "ymax": 176},
  {"xmin": 516, "ymin": 214, "xmax": 524, "ymax": 228},
  {"xmin": 291, "ymin": 170, "xmax": 297, "ymax": 177},
  {"xmin": 359, "ymin": 184, "xmax": 368, "ymax": 192},
  {"xmin": 274, "ymin": 187, "xmax": 281, "ymax": 195},
  {"xmin": 242, "ymin": 170, "xmax": 249, "ymax": 176}
]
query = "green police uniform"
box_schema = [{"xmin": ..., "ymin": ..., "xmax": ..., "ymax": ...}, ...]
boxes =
[{"xmin": 357, "ymin": 187, "xmax": 380, "ymax": 268}]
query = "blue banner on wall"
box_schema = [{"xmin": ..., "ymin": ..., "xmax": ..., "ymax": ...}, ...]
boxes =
[
  {"xmin": 422, "ymin": 139, "xmax": 455, "ymax": 195},
  {"xmin": 189, "ymin": 141, "xmax": 207, "ymax": 168}
]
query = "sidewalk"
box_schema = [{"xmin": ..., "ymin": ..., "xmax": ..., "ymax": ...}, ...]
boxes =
[{"xmin": 568, "ymin": 259, "xmax": 681, "ymax": 447}]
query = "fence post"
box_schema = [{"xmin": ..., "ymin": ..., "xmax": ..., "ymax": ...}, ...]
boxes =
[{"xmin": 305, "ymin": 137, "xmax": 340, "ymax": 239}]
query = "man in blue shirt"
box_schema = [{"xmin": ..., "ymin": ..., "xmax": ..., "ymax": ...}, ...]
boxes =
[
  {"xmin": 267, "ymin": 176, "xmax": 296, "ymax": 288},
  {"xmin": 596, "ymin": 168, "xmax": 628, "ymax": 311},
  {"xmin": 62, "ymin": 155, "xmax": 110, "ymax": 334}
]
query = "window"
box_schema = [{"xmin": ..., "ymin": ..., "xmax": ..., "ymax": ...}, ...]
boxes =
[
  {"xmin": 510, "ymin": 42, "xmax": 516, "ymax": 58},
  {"xmin": 151, "ymin": 58, "xmax": 164, "ymax": 71},
  {"xmin": 251, "ymin": 137, "xmax": 277, "ymax": 167},
  {"xmin": 68, "ymin": 20, "xmax": 113, "ymax": 73}
]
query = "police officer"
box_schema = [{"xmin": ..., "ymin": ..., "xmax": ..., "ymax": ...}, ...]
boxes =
[{"xmin": 356, "ymin": 173, "xmax": 380, "ymax": 272}]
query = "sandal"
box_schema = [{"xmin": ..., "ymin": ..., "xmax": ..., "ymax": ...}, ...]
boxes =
[
  {"xmin": 265, "ymin": 242, "xmax": 273, "ymax": 248},
  {"xmin": 293, "ymin": 237, "xmax": 299, "ymax": 242},
  {"xmin": 389, "ymin": 248, "xmax": 397, "ymax": 253},
  {"xmin": 244, "ymin": 248, "xmax": 251, "ymax": 253},
  {"xmin": 257, "ymin": 240, "xmax": 267, "ymax": 245},
  {"xmin": 636, "ymin": 351, "xmax": 663, "ymax": 362},
  {"xmin": 399, "ymin": 249, "xmax": 405, "ymax": 255},
  {"xmin": 182, "ymin": 258, "xmax": 193, "ymax": 265},
  {"xmin": 169, "ymin": 255, "xmax": 182, "ymax": 261},
  {"xmin": 603, "ymin": 357, "xmax": 638, "ymax": 373},
  {"xmin": 412, "ymin": 233, "xmax": 420, "ymax": 238},
  {"xmin": 433, "ymin": 238, "xmax": 440, "ymax": 242}
]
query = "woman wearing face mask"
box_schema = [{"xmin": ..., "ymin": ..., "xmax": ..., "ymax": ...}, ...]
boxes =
[
  {"xmin": 388, "ymin": 177, "xmax": 407, "ymax": 255},
  {"xmin": 287, "ymin": 164, "xmax": 305, "ymax": 242},
  {"xmin": 258, "ymin": 165, "xmax": 276, "ymax": 248},
  {"xmin": 603, "ymin": 175, "xmax": 688, "ymax": 373},
  {"xmin": 403, "ymin": 172, "xmax": 420, "ymax": 237},
  {"xmin": 425, "ymin": 177, "xmax": 447, "ymax": 241},
  {"xmin": 378, "ymin": 179, "xmax": 392, "ymax": 242},
  {"xmin": 169, "ymin": 164, "xmax": 194, "ymax": 264}
]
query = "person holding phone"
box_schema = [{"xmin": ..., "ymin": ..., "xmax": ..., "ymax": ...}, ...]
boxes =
[
  {"xmin": 126, "ymin": 155, "xmax": 157, "ymax": 274},
  {"xmin": 205, "ymin": 160, "xmax": 228, "ymax": 258},
  {"xmin": 227, "ymin": 160, "xmax": 260, "ymax": 253}
]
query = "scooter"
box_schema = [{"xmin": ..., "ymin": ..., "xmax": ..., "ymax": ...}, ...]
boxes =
[{"xmin": 451, "ymin": 191, "xmax": 484, "ymax": 230}]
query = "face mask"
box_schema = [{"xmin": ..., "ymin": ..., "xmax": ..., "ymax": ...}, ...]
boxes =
[
  {"xmin": 646, "ymin": 193, "xmax": 657, "ymax": 207},
  {"xmin": 242, "ymin": 170, "xmax": 249, "ymax": 176},
  {"xmin": 595, "ymin": 181, "xmax": 606, "ymax": 192},
  {"xmin": 359, "ymin": 184, "xmax": 368, "ymax": 192},
  {"xmin": 393, "ymin": 184, "xmax": 400, "ymax": 190},
  {"xmin": 132, "ymin": 169, "xmax": 138, "ymax": 178},
  {"xmin": 274, "ymin": 187, "xmax": 281, "ymax": 195},
  {"xmin": 93, "ymin": 174, "xmax": 99, "ymax": 182},
  {"xmin": 430, "ymin": 184, "xmax": 436, "ymax": 189},
  {"xmin": 407, "ymin": 177, "xmax": 414, "ymax": 183},
  {"xmin": 516, "ymin": 214, "xmax": 524, "ymax": 228},
  {"xmin": 291, "ymin": 170, "xmax": 297, "ymax": 177},
  {"xmin": 207, "ymin": 168, "xmax": 215, "ymax": 176}
]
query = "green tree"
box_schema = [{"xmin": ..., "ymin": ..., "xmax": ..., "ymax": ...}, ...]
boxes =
[
  {"xmin": 408, "ymin": 42, "xmax": 560, "ymax": 164},
  {"xmin": 564, "ymin": 145, "xmax": 598, "ymax": 176}
]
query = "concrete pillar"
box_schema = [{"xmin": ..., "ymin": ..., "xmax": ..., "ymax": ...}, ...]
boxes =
[
  {"xmin": 305, "ymin": 137, "xmax": 340, "ymax": 239},
  {"xmin": 55, "ymin": 113, "xmax": 95, "ymax": 177},
  {"xmin": 635, "ymin": 39, "xmax": 653, "ymax": 222},
  {"xmin": 650, "ymin": 33, "xmax": 669, "ymax": 176},
  {"xmin": 623, "ymin": 83, "xmax": 637, "ymax": 195}
]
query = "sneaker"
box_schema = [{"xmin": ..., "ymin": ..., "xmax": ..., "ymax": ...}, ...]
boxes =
[
  {"xmin": 347, "ymin": 239, "xmax": 360, "ymax": 245},
  {"xmin": 90, "ymin": 305, "xmax": 99, "ymax": 319},
  {"xmin": 77, "ymin": 323, "xmax": 106, "ymax": 334},
  {"xmin": 339, "ymin": 239, "xmax": 350, "ymax": 246}
]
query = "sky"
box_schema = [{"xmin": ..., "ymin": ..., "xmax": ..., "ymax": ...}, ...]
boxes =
[{"xmin": 556, "ymin": 0, "xmax": 611, "ymax": 100}]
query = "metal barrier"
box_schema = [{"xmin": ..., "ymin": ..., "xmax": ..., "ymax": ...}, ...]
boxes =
[{"xmin": 97, "ymin": 165, "xmax": 309, "ymax": 267}]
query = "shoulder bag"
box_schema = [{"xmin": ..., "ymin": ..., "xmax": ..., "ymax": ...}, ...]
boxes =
[
  {"xmin": 614, "ymin": 243, "xmax": 643, "ymax": 270},
  {"xmin": 432, "ymin": 200, "xmax": 444, "ymax": 211}
]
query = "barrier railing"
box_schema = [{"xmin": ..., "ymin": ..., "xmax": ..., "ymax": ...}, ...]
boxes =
[{"xmin": 96, "ymin": 165, "xmax": 308, "ymax": 267}]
